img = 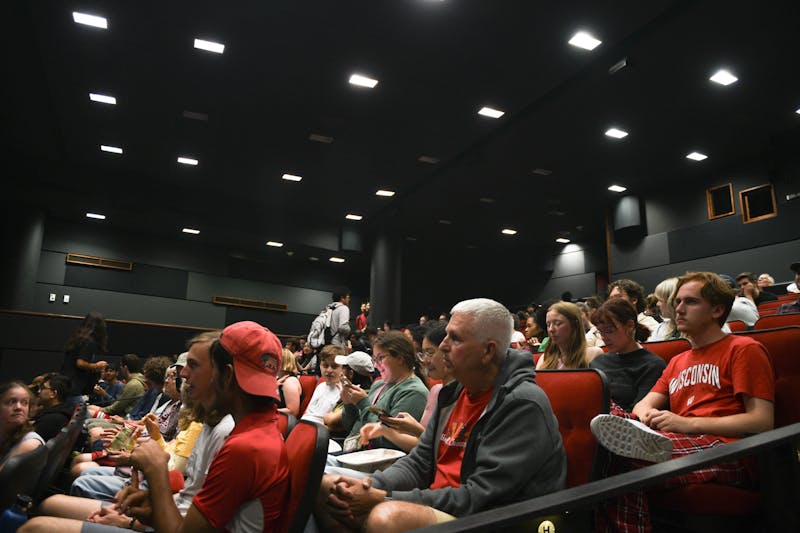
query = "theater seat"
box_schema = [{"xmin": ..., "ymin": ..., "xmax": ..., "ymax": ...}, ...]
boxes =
[
  {"xmin": 0, "ymin": 443, "xmax": 48, "ymax": 508},
  {"xmin": 726, "ymin": 320, "xmax": 747, "ymax": 332},
  {"xmin": 536, "ymin": 369, "xmax": 610, "ymax": 487},
  {"xmin": 298, "ymin": 375, "xmax": 320, "ymax": 416},
  {"xmin": 277, "ymin": 411, "xmax": 297, "ymax": 437},
  {"xmin": 281, "ymin": 420, "xmax": 329, "ymax": 533},
  {"xmin": 641, "ymin": 338, "xmax": 691, "ymax": 365},
  {"xmin": 754, "ymin": 313, "xmax": 800, "ymax": 330}
]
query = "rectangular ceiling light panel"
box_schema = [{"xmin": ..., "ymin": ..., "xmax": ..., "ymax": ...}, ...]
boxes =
[
  {"xmin": 89, "ymin": 93, "xmax": 116, "ymax": 105},
  {"xmin": 349, "ymin": 74, "xmax": 378, "ymax": 88},
  {"xmin": 686, "ymin": 151, "xmax": 708, "ymax": 161},
  {"xmin": 100, "ymin": 145, "xmax": 123, "ymax": 154},
  {"xmin": 266, "ymin": 241, "xmax": 284, "ymax": 247},
  {"xmin": 501, "ymin": 228, "xmax": 517, "ymax": 235},
  {"xmin": 177, "ymin": 157, "xmax": 199, "ymax": 165},
  {"xmin": 709, "ymin": 69, "xmax": 737, "ymax": 86},
  {"xmin": 556, "ymin": 237, "xmax": 571, "ymax": 243},
  {"xmin": 568, "ymin": 31, "xmax": 601, "ymax": 51},
  {"xmin": 605, "ymin": 128, "xmax": 628, "ymax": 139},
  {"xmin": 608, "ymin": 184, "xmax": 627, "ymax": 193},
  {"xmin": 194, "ymin": 38, "xmax": 225, "ymax": 54},
  {"xmin": 73, "ymin": 12, "xmax": 107, "ymax": 29},
  {"xmin": 375, "ymin": 189, "xmax": 395, "ymax": 197},
  {"xmin": 478, "ymin": 106, "xmax": 504, "ymax": 118},
  {"xmin": 182, "ymin": 228, "xmax": 200, "ymax": 234},
  {"xmin": 282, "ymin": 174, "xmax": 303, "ymax": 182},
  {"xmin": 85, "ymin": 212, "xmax": 106, "ymax": 220},
  {"xmin": 345, "ymin": 214, "xmax": 363, "ymax": 221}
]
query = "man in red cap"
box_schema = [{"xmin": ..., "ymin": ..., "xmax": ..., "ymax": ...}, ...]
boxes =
[{"xmin": 121, "ymin": 321, "xmax": 290, "ymax": 533}]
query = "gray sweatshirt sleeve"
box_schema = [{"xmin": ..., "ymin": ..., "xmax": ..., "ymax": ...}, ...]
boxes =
[
  {"xmin": 332, "ymin": 305, "xmax": 351, "ymax": 337},
  {"xmin": 374, "ymin": 395, "xmax": 564, "ymax": 517}
]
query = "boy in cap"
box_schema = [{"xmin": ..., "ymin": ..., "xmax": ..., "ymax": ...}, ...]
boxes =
[{"xmin": 121, "ymin": 321, "xmax": 290, "ymax": 533}]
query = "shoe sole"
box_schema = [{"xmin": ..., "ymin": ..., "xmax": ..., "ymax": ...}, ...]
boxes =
[{"xmin": 590, "ymin": 415, "xmax": 673, "ymax": 463}]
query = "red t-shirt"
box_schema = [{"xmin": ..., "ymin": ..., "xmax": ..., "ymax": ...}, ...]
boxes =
[
  {"xmin": 192, "ymin": 408, "xmax": 289, "ymax": 532},
  {"xmin": 652, "ymin": 335, "xmax": 774, "ymax": 441},
  {"xmin": 430, "ymin": 387, "xmax": 493, "ymax": 490}
]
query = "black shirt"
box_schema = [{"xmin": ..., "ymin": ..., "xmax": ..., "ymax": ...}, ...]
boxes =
[
  {"xmin": 60, "ymin": 339, "xmax": 101, "ymax": 396},
  {"xmin": 754, "ymin": 291, "xmax": 778, "ymax": 306},
  {"xmin": 34, "ymin": 402, "xmax": 73, "ymax": 441},
  {"xmin": 589, "ymin": 348, "xmax": 667, "ymax": 412}
]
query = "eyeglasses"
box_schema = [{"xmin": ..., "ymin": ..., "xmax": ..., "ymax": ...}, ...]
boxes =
[
  {"xmin": 597, "ymin": 327, "xmax": 618, "ymax": 336},
  {"xmin": 373, "ymin": 352, "xmax": 388, "ymax": 364}
]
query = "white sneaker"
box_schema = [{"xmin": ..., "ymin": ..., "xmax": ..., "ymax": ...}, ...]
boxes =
[{"xmin": 590, "ymin": 414, "xmax": 674, "ymax": 463}]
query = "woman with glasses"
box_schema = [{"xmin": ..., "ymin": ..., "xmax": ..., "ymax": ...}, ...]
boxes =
[
  {"xmin": 589, "ymin": 299, "xmax": 666, "ymax": 413},
  {"xmin": 34, "ymin": 374, "xmax": 73, "ymax": 441},
  {"xmin": 339, "ymin": 331, "xmax": 428, "ymax": 452}
]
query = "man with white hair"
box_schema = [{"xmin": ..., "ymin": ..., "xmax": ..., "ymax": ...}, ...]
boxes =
[{"xmin": 316, "ymin": 298, "xmax": 566, "ymax": 532}]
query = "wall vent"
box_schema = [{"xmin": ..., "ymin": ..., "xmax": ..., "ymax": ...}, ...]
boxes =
[
  {"xmin": 66, "ymin": 254, "xmax": 132, "ymax": 271},
  {"xmin": 213, "ymin": 295, "xmax": 288, "ymax": 312}
]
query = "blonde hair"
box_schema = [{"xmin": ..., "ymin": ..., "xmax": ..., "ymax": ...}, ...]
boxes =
[
  {"xmin": 281, "ymin": 348, "xmax": 298, "ymax": 374},
  {"xmin": 540, "ymin": 302, "xmax": 588, "ymax": 369}
]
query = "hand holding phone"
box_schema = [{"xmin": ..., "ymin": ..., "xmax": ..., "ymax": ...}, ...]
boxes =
[{"xmin": 367, "ymin": 406, "xmax": 391, "ymax": 419}]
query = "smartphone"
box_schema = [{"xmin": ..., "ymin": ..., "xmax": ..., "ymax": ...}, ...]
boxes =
[
  {"xmin": 367, "ymin": 406, "xmax": 391, "ymax": 418},
  {"xmin": 340, "ymin": 376, "xmax": 352, "ymax": 388}
]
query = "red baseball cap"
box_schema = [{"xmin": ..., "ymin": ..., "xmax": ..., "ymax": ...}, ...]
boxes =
[{"xmin": 219, "ymin": 321, "xmax": 283, "ymax": 399}]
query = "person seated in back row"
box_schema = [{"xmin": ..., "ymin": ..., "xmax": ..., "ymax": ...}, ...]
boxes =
[{"xmin": 591, "ymin": 272, "xmax": 774, "ymax": 533}]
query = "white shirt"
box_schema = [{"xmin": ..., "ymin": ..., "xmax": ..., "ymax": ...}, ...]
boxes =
[{"xmin": 301, "ymin": 381, "xmax": 342, "ymax": 424}]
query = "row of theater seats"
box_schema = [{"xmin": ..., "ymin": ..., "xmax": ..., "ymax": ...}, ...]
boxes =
[
  {"xmin": 0, "ymin": 403, "xmax": 87, "ymax": 509},
  {"xmin": 728, "ymin": 311, "xmax": 800, "ymax": 331},
  {"xmin": 1, "ymin": 404, "xmax": 330, "ymax": 533}
]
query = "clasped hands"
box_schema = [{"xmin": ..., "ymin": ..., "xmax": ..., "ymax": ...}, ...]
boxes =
[{"xmin": 325, "ymin": 474, "xmax": 387, "ymax": 521}]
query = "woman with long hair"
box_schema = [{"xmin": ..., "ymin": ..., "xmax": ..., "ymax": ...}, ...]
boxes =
[
  {"xmin": 60, "ymin": 312, "xmax": 109, "ymax": 400},
  {"xmin": 589, "ymin": 299, "xmax": 666, "ymax": 412},
  {"xmin": 0, "ymin": 381, "xmax": 44, "ymax": 471},
  {"xmin": 339, "ymin": 331, "xmax": 429, "ymax": 452},
  {"xmin": 277, "ymin": 348, "xmax": 303, "ymax": 417},
  {"xmin": 536, "ymin": 302, "xmax": 603, "ymax": 369},
  {"xmin": 648, "ymin": 277, "xmax": 683, "ymax": 341}
]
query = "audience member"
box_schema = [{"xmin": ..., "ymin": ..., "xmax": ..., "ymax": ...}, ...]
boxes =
[
  {"xmin": 0, "ymin": 381, "xmax": 44, "ymax": 471},
  {"xmin": 315, "ymin": 298, "xmax": 566, "ymax": 531},
  {"xmin": 60, "ymin": 312, "xmax": 109, "ymax": 404},
  {"xmin": 331, "ymin": 287, "xmax": 353, "ymax": 348},
  {"xmin": 87, "ymin": 354, "xmax": 146, "ymax": 419},
  {"xmin": 277, "ymin": 348, "xmax": 303, "ymax": 417},
  {"xmin": 784, "ymin": 261, "xmax": 799, "ymax": 294},
  {"xmin": 358, "ymin": 324, "xmax": 453, "ymax": 453},
  {"xmin": 589, "ymin": 299, "xmax": 665, "ymax": 412},
  {"xmin": 591, "ymin": 272, "xmax": 774, "ymax": 533},
  {"xmin": 574, "ymin": 301, "xmax": 593, "ymax": 332},
  {"xmin": 736, "ymin": 272, "xmax": 778, "ymax": 306},
  {"xmin": 718, "ymin": 274, "xmax": 759, "ymax": 329},
  {"xmin": 757, "ymin": 273, "xmax": 774, "ymax": 288},
  {"xmin": 302, "ymin": 345, "xmax": 347, "ymax": 425},
  {"xmin": 336, "ymin": 331, "xmax": 428, "ymax": 453},
  {"xmin": 89, "ymin": 363, "xmax": 124, "ymax": 407},
  {"xmin": 648, "ymin": 277, "xmax": 682, "ymax": 341},
  {"xmin": 334, "ymin": 351, "xmax": 375, "ymax": 390},
  {"xmin": 608, "ymin": 279, "xmax": 659, "ymax": 335},
  {"xmin": 536, "ymin": 302, "xmax": 603, "ymax": 369},
  {"xmin": 643, "ymin": 294, "xmax": 663, "ymax": 323},
  {"xmin": 33, "ymin": 373, "xmax": 73, "ymax": 441},
  {"xmin": 356, "ymin": 302, "xmax": 370, "ymax": 332}
]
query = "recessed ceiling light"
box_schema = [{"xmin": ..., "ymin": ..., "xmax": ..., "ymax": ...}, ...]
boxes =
[
  {"xmin": 89, "ymin": 93, "xmax": 116, "ymax": 105},
  {"xmin": 345, "ymin": 214, "xmax": 363, "ymax": 221},
  {"xmin": 100, "ymin": 145, "xmax": 122, "ymax": 154},
  {"xmin": 194, "ymin": 38, "xmax": 225, "ymax": 54},
  {"xmin": 266, "ymin": 241, "xmax": 284, "ymax": 247},
  {"xmin": 375, "ymin": 189, "xmax": 395, "ymax": 197},
  {"xmin": 568, "ymin": 31, "xmax": 602, "ymax": 51},
  {"xmin": 177, "ymin": 157, "xmax": 198, "ymax": 166},
  {"xmin": 709, "ymin": 69, "xmax": 737, "ymax": 86},
  {"xmin": 329, "ymin": 257, "xmax": 346, "ymax": 263},
  {"xmin": 556, "ymin": 237, "xmax": 571, "ymax": 244},
  {"xmin": 405, "ymin": 237, "xmax": 417, "ymax": 242},
  {"xmin": 609, "ymin": 58, "xmax": 628, "ymax": 74},
  {"xmin": 308, "ymin": 133, "xmax": 334, "ymax": 144},
  {"xmin": 418, "ymin": 155, "xmax": 440, "ymax": 164},
  {"xmin": 73, "ymin": 12, "xmax": 107, "ymax": 29},
  {"xmin": 182, "ymin": 110, "xmax": 208, "ymax": 121},
  {"xmin": 478, "ymin": 106, "xmax": 504, "ymax": 119},
  {"xmin": 532, "ymin": 168, "xmax": 552, "ymax": 176},
  {"xmin": 479, "ymin": 197, "xmax": 495, "ymax": 204},
  {"xmin": 686, "ymin": 151, "xmax": 708, "ymax": 161},
  {"xmin": 605, "ymin": 128, "xmax": 628, "ymax": 139},
  {"xmin": 608, "ymin": 185, "xmax": 627, "ymax": 193},
  {"xmin": 85, "ymin": 212, "xmax": 106, "ymax": 220},
  {"xmin": 309, "ymin": 256, "xmax": 319, "ymax": 261},
  {"xmin": 438, "ymin": 219, "xmax": 452, "ymax": 225},
  {"xmin": 182, "ymin": 228, "xmax": 200, "ymax": 235},
  {"xmin": 349, "ymin": 74, "xmax": 378, "ymax": 88},
  {"xmin": 796, "ymin": 107, "xmax": 800, "ymax": 115},
  {"xmin": 501, "ymin": 228, "xmax": 517, "ymax": 235},
  {"xmin": 282, "ymin": 173, "xmax": 302, "ymax": 182}
]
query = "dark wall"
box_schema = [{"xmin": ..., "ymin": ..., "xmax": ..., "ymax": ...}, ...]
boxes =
[
  {"xmin": 610, "ymin": 156, "xmax": 800, "ymax": 293},
  {"xmin": 18, "ymin": 217, "xmax": 368, "ymax": 337}
]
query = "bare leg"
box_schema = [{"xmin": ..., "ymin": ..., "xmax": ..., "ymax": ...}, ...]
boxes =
[
  {"xmin": 365, "ymin": 501, "xmax": 439, "ymax": 533},
  {"xmin": 39, "ymin": 494, "xmax": 102, "ymax": 520},
  {"xmin": 19, "ymin": 516, "xmax": 84, "ymax": 533},
  {"xmin": 71, "ymin": 459, "xmax": 100, "ymax": 478},
  {"xmin": 313, "ymin": 475, "xmax": 362, "ymax": 533}
]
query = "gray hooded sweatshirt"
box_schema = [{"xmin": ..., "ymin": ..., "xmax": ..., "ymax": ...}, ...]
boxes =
[{"xmin": 372, "ymin": 349, "xmax": 566, "ymax": 517}]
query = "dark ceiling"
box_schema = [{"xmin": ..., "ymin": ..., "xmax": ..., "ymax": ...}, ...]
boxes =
[{"xmin": 4, "ymin": 0, "xmax": 800, "ymax": 267}]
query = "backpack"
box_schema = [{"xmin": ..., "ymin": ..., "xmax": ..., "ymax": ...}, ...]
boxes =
[{"xmin": 308, "ymin": 303, "xmax": 339, "ymax": 348}]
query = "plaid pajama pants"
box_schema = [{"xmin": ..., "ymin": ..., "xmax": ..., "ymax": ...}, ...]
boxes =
[{"xmin": 596, "ymin": 401, "xmax": 753, "ymax": 533}]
